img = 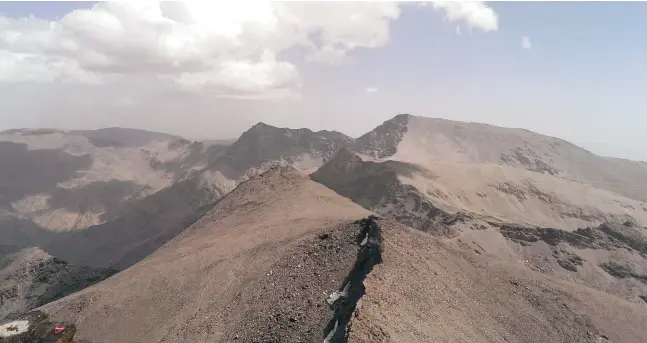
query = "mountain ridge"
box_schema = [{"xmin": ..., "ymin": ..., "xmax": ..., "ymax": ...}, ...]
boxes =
[
  {"xmin": 3, "ymin": 113, "xmax": 647, "ymax": 327},
  {"xmin": 358, "ymin": 114, "xmax": 647, "ymax": 201},
  {"xmin": 37, "ymin": 166, "xmax": 647, "ymax": 343}
]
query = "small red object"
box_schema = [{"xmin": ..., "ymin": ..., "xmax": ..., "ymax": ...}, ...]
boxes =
[{"xmin": 54, "ymin": 325, "xmax": 65, "ymax": 334}]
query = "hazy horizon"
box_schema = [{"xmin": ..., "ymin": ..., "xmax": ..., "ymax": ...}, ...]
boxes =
[{"xmin": 5, "ymin": 112, "xmax": 646, "ymax": 164}]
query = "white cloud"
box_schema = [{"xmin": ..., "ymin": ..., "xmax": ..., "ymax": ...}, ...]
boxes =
[
  {"xmin": 522, "ymin": 35, "xmax": 532, "ymax": 50},
  {"xmin": 0, "ymin": 1, "xmax": 401, "ymax": 99},
  {"xmin": 0, "ymin": 1, "xmax": 501, "ymax": 100},
  {"xmin": 432, "ymin": 1, "xmax": 498, "ymax": 32},
  {"xmin": 366, "ymin": 87, "xmax": 379, "ymax": 94},
  {"xmin": 456, "ymin": 26, "xmax": 461, "ymax": 35}
]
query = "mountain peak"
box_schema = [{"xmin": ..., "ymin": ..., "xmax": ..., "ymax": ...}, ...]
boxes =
[
  {"xmin": 212, "ymin": 122, "xmax": 354, "ymax": 180},
  {"xmin": 352, "ymin": 113, "xmax": 411, "ymax": 159},
  {"xmin": 250, "ymin": 121, "xmax": 275, "ymax": 129},
  {"xmin": 191, "ymin": 164, "xmax": 368, "ymax": 231},
  {"xmin": 330, "ymin": 146, "xmax": 363, "ymax": 164},
  {"xmin": 394, "ymin": 113, "xmax": 412, "ymax": 119}
]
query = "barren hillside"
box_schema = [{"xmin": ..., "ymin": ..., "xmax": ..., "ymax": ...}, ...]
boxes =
[
  {"xmin": 350, "ymin": 219, "xmax": 647, "ymax": 343},
  {"xmin": 3, "ymin": 116, "xmax": 647, "ymax": 342},
  {"xmin": 315, "ymin": 121, "xmax": 647, "ymax": 308},
  {"xmin": 0, "ymin": 128, "xmax": 211, "ymax": 231},
  {"xmin": 206, "ymin": 122, "xmax": 353, "ymax": 180},
  {"xmin": 354, "ymin": 114, "xmax": 647, "ymax": 201},
  {"xmin": 314, "ymin": 147, "xmax": 647, "ymax": 230},
  {"xmin": 40, "ymin": 167, "xmax": 371, "ymax": 342},
  {"xmin": 39, "ymin": 167, "xmax": 647, "ymax": 343},
  {"xmin": 42, "ymin": 175, "xmax": 223, "ymax": 269},
  {"xmin": 0, "ymin": 122, "xmax": 357, "ymax": 278},
  {"xmin": 0, "ymin": 247, "xmax": 116, "ymax": 318}
]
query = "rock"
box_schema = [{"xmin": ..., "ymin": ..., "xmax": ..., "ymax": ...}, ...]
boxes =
[
  {"xmin": 0, "ymin": 310, "xmax": 77, "ymax": 342},
  {"xmin": 639, "ymin": 295, "xmax": 647, "ymax": 304},
  {"xmin": 318, "ymin": 233, "xmax": 330, "ymax": 240}
]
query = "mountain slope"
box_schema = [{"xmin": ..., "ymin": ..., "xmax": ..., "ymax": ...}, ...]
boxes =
[
  {"xmin": 42, "ymin": 123, "xmax": 352, "ymax": 269},
  {"xmin": 40, "ymin": 167, "xmax": 371, "ymax": 342},
  {"xmin": 317, "ymin": 119, "xmax": 647, "ymax": 310},
  {"xmin": 311, "ymin": 147, "xmax": 468, "ymax": 237},
  {"xmin": 208, "ymin": 122, "xmax": 353, "ymax": 180},
  {"xmin": 39, "ymin": 167, "xmax": 647, "ymax": 343},
  {"xmin": 3, "ymin": 115, "xmax": 647, "ymax": 342},
  {"xmin": 315, "ymin": 147, "xmax": 647, "ymax": 230},
  {"xmin": 0, "ymin": 247, "xmax": 116, "ymax": 318},
  {"xmin": 350, "ymin": 220, "xmax": 647, "ymax": 343},
  {"xmin": 42, "ymin": 174, "xmax": 223, "ymax": 269},
  {"xmin": 0, "ymin": 122, "xmax": 353, "ymax": 275},
  {"xmin": 355, "ymin": 114, "xmax": 647, "ymax": 201},
  {"xmin": 0, "ymin": 128, "xmax": 208, "ymax": 231}
]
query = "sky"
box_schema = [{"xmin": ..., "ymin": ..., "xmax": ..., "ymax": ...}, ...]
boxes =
[{"xmin": 0, "ymin": 1, "xmax": 645, "ymax": 161}]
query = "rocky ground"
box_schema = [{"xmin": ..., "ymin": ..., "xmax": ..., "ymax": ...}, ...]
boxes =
[
  {"xmin": 222, "ymin": 217, "xmax": 381, "ymax": 343},
  {"xmin": 348, "ymin": 218, "xmax": 646, "ymax": 343},
  {"xmin": 0, "ymin": 248, "xmax": 116, "ymax": 319},
  {"xmin": 0, "ymin": 310, "xmax": 79, "ymax": 343},
  {"xmin": 34, "ymin": 167, "xmax": 647, "ymax": 343}
]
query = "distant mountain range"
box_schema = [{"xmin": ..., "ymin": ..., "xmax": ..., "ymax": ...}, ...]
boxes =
[{"xmin": 2, "ymin": 114, "xmax": 647, "ymax": 333}]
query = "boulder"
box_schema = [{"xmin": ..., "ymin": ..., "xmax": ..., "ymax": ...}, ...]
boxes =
[{"xmin": 0, "ymin": 310, "xmax": 76, "ymax": 342}]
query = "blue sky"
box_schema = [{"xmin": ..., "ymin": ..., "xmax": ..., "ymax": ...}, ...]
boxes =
[{"xmin": 0, "ymin": 1, "xmax": 645, "ymax": 160}]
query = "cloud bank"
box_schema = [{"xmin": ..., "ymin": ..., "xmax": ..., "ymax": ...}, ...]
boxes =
[
  {"xmin": 0, "ymin": 1, "xmax": 499, "ymax": 100},
  {"xmin": 0, "ymin": 1, "xmax": 401, "ymax": 99}
]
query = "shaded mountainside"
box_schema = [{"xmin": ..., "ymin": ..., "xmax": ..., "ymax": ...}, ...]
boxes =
[
  {"xmin": 311, "ymin": 147, "xmax": 472, "ymax": 237},
  {"xmin": 0, "ymin": 121, "xmax": 351, "ymax": 233},
  {"xmin": 1, "ymin": 175, "xmax": 222, "ymax": 270},
  {"xmin": 314, "ymin": 147, "xmax": 647, "ymax": 231},
  {"xmin": 39, "ymin": 167, "xmax": 647, "ymax": 343},
  {"xmin": 0, "ymin": 121, "xmax": 353, "ymax": 275},
  {"xmin": 0, "ymin": 128, "xmax": 208, "ymax": 231},
  {"xmin": 352, "ymin": 113, "xmax": 409, "ymax": 159},
  {"xmin": 43, "ymin": 174, "xmax": 222, "ymax": 269},
  {"xmin": 314, "ymin": 147, "xmax": 647, "ymax": 309},
  {"xmin": 4, "ymin": 114, "xmax": 647, "ymax": 234},
  {"xmin": 0, "ymin": 248, "xmax": 116, "ymax": 319},
  {"xmin": 209, "ymin": 122, "xmax": 353, "ymax": 179},
  {"xmin": 0, "ymin": 141, "xmax": 93, "ymax": 209}
]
